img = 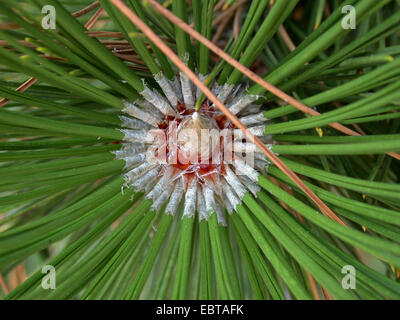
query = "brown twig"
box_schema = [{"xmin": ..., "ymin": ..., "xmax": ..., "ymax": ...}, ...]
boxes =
[
  {"xmin": 333, "ymin": 101, "xmax": 366, "ymax": 135},
  {"xmin": 214, "ymin": 0, "xmax": 227, "ymax": 13},
  {"xmin": 306, "ymin": 271, "xmax": 322, "ymax": 300},
  {"xmin": 0, "ymin": 23, "xmax": 20, "ymax": 30},
  {"xmin": 72, "ymin": 1, "xmax": 100, "ymax": 18},
  {"xmin": 233, "ymin": 5, "xmax": 243, "ymax": 41},
  {"xmin": 9, "ymin": 263, "xmax": 26, "ymax": 290},
  {"xmin": 324, "ymin": 2, "xmax": 332, "ymax": 17},
  {"xmin": 84, "ymin": 7, "xmax": 105, "ymax": 29},
  {"xmin": 86, "ymin": 31, "xmax": 125, "ymax": 38},
  {"xmin": 147, "ymin": 0, "xmax": 355, "ymax": 136},
  {"xmin": 278, "ymin": 25, "xmax": 296, "ymax": 52},
  {"xmin": 113, "ymin": 52, "xmax": 146, "ymax": 65},
  {"xmin": 0, "ymin": 273, "xmax": 9, "ymax": 295},
  {"xmin": 0, "ymin": 40, "xmax": 35, "ymax": 48},
  {"xmin": 145, "ymin": 0, "xmax": 400, "ymax": 163},
  {"xmin": 212, "ymin": 10, "xmax": 234, "ymax": 44},
  {"xmin": 104, "ymin": 44, "xmax": 133, "ymax": 49},
  {"xmin": 322, "ymin": 287, "xmax": 334, "ymax": 300},
  {"xmin": 212, "ymin": 0, "xmax": 247, "ymax": 28},
  {"xmin": 101, "ymin": 40, "xmax": 130, "ymax": 45},
  {"xmin": 110, "ymin": 0, "xmax": 346, "ymax": 226},
  {"xmin": 0, "ymin": 77, "xmax": 38, "ymax": 107}
]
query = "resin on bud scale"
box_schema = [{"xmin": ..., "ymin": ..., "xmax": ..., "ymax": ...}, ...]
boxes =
[{"xmin": 114, "ymin": 71, "xmax": 272, "ymax": 224}]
